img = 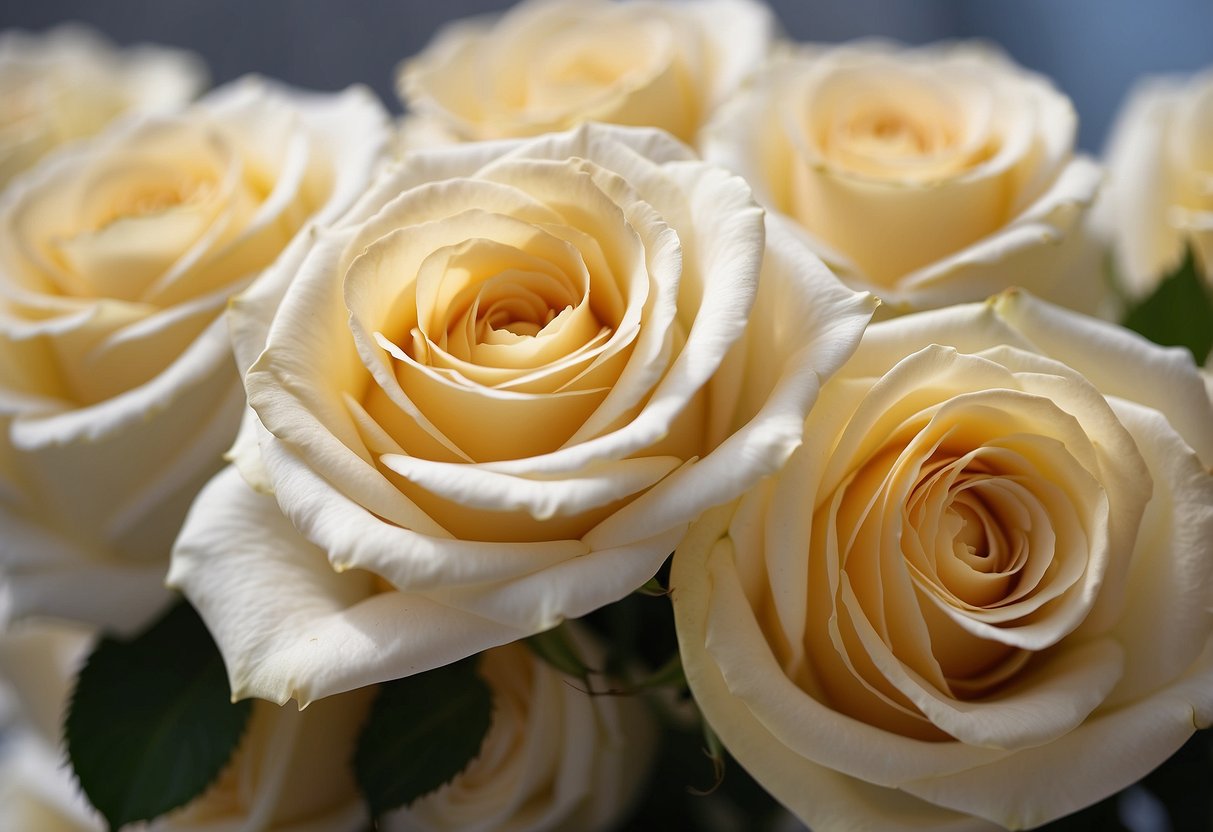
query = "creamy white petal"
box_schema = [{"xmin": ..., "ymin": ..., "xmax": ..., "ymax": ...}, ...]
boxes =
[
  {"xmin": 1101, "ymin": 78, "xmax": 1188, "ymax": 297},
  {"xmin": 901, "ymin": 637, "xmax": 1213, "ymax": 829},
  {"xmin": 169, "ymin": 467, "xmax": 533, "ymax": 704},
  {"xmin": 993, "ymin": 290, "xmax": 1213, "ymax": 463}
]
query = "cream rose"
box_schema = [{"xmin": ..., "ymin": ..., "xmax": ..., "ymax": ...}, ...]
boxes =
[
  {"xmin": 704, "ymin": 42, "xmax": 1109, "ymax": 315},
  {"xmin": 1102, "ymin": 67, "xmax": 1213, "ymax": 297},
  {"xmin": 0, "ymin": 25, "xmax": 205, "ymax": 189},
  {"xmin": 0, "ymin": 77, "xmax": 389, "ymax": 631},
  {"xmin": 396, "ymin": 0, "xmax": 773, "ymax": 147},
  {"xmin": 168, "ymin": 122, "xmax": 875, "ymax": 705},
  {"xmin": 0, "ymin": 622, "xmax": 373, "ymax": 832},
  {"xmin": 672, "ymin": 291, "xmax": 1213, "ymax": 830},
  {"xmin": 387, "ymin": 627, "xmax": 654, "ymax": 832}
]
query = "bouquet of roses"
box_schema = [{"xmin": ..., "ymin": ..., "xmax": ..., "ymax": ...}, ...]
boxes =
[{"xmin": 0, "ymin": 3, "xmax": 1210, "ymax": 830}]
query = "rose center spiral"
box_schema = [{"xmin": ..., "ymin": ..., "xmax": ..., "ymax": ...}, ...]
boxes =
[
  {"xmin": 846, "ymin": 110, "xmax": 945, "ymax": 159},
  {"xmin": 94, "ymin": 177, "xmax": 211, "ymax": 230}
]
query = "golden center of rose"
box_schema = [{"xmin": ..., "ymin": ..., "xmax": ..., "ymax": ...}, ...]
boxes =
[
  {"xmin": 906, "ymin": 451, "xmax": 1028, "ymax": 608},
  {"xmin": 94, "ymin": 177, "xmax": 212, "ymax": 230},
  {"xmin": 432, "ymin": 260, "xmax": 588, "ymax": 356},
  {"xmin": 840, "ymin": 107, "xmax": 955, "ymax": 162}
]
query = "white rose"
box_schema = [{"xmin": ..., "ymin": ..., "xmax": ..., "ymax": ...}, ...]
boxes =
[
  {"xmin": 0, "ymin": 622, "xmax": 373, "ymax": 832},
  {"xmin": 704, "ymin": 42, "xmax": 1109, "ymax": 315},
  {"xmin": 396, "ymin": 0, "xmax": 773, "ymax": 147},
  {"xmin": 672, "ymin": 291, "xmax": 1213, "ymax": 830},
  {"xmin": 0, "ymin": 25, "xmax": 205, "ymax": 188},
  {"xmin": 388, "ymin": 627, "xmax": 654, "ymax": 832},
  {"xmin": 168, "ymin": 122, "xmax": 875, "ymax": 705},
  {"xmin": 0, "ymin": 77, "xmax": 389, "ymax": 631},
  {"xmin": 1102, "ymin": 66, "xmax": 1213, "ymax": 297}
]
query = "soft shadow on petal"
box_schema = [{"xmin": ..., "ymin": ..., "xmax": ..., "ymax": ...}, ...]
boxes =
[{"xmin": 169, "ymin": 466, "xmax": 532, "ymax": 705}]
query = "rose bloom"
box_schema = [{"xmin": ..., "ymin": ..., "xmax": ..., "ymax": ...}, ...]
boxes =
[
  {"xmin": 168, "ymin": 122, "xmax": 875, "ymax": 705},
  {"xmin": 0, "ymin": 622, "xmax": 373, "ymax": 832},
  {"xmin": 672, "ymin": 291, "xmax": 1213, "ymax": 830},
  {"xmin": 1102, "ymin": 66, "xmax": 1213, "ymax": 297},
  {"xmin": 396, "ymin": 0, "xmax": 773, "ymax": 148},
  {"xmin": 703, "ymin": 42, "xmax": 1108, "ymax": 315},
  {"xmin": 0, "ymin": 25, "xmax": 205, "ymax": 188},
  {"xmin": 0, "ymin": 78, "xmax": 389, "ymax": 630},
  {"xmin": 386, "ymin": 626, "xmax": 654, "ymax": 832}
]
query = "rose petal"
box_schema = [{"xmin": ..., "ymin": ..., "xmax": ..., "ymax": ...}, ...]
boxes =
[{"xmin": 168, "ymin": 466, "xmax": 533, "ymax": 705}]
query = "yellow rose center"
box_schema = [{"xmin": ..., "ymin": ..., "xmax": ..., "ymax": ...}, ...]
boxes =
[
  {"xmin": 93, "ymin": 177, "xmax": 212, "ymax": 230},
  {"xmin": 797, "ymin": 346, "xmax": 1138, "ymax": 744},
  {"xmin": 844, "ymin": 109, "xmax": 949, "ymax": 160}
]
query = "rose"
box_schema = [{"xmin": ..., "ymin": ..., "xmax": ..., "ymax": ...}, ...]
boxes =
[
  {"xmin": 672, "ymin": 291, "xmax": 1213, "ymax": 830},
  {"xmin": 0, "ymin": 25, "xmax": 205, "ymax": 189},
  {"xmin": 396, "ymin": 0, "xmax": 773, "ymax": 148},
  {"xmin": 168, "ymin": 122, "xmax": 875, "ymax": 705},
  {"xmin": 1101, "ymin": 66, "xmax": 1213, "ymax": 297},
  {"xmin": 0, "ymin": 77, "xmax": 389, "ymax": 631},
  {"xmin": 0, "ymin": 622, "xmax": 373, "ymax": 832},
  {"xmin": 387, "ymin": 626, "xmax": 654, "ymax": 832},
  {"xmin": 703, "ymin": 42, "xmax": 1109, "ymax": 315}
]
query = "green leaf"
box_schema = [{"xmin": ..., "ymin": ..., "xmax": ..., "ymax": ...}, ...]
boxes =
[
  {"xmin": 1122, "ymin": 246, "xmax": 1213, "ymax": 364},
  {"xmin": 526, "ymin": 623, "xmax": 593, "ymax": 679},
  {"xmin": 635, "ymin": 576, "xmax": 669, "ymax": 597},
  {"xmin": 354, "ymin": 657, "xmax": 493, "ymax": 818},
  {"xmin": 65, "ymin": 599, "xmax": 253, "ymax": 831}
]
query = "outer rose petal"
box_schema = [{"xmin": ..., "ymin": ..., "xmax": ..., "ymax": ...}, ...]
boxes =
[
  {"xmin": 0, "ymin": 320, "xmax": 243, "ymax": 631},
  {"xmin": 1100, "ymin": 69, "xmax": 1213, "ymax": 296},
  {"xmin": 991, "ymin": 290, "xmax": 1213, "ymax": 463},
  {"xmin": 0, "ymin": 732, "xmax": 102, "ymax": 832},
  {"xmin": 0, "ymin": 618, "xmax": 92, "ymax": 744},
  {"xmin": 169, "ymin": 467, "xmax": 534, "ymax": 705},
  {"xmin": 173, "ymin": 123, "xmax": 875, "ymax": 704},
  {"xmin": 1099, "ymin": 78, "xmax": 1187, "ymax": 297},
  {"xmin": 673, "ymin": 294, "xmax": 1213, "ymax": 830}
]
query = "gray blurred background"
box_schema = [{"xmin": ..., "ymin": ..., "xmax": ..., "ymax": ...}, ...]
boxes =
[{"xmin": 2, "ymin": 0, "xmax": 1212, "ymax": 152}]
